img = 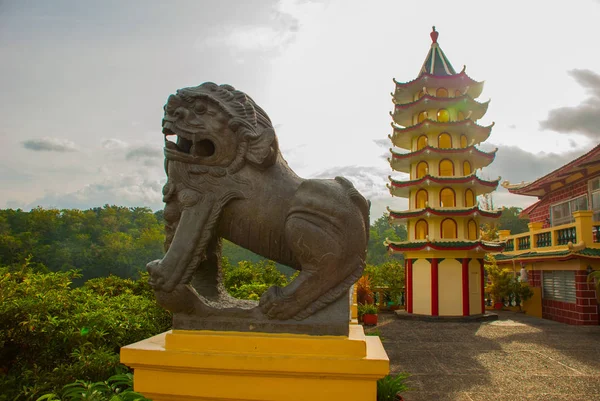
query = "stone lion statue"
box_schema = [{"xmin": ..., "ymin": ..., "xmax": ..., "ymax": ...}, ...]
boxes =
[{"xmin": 147, "ymin": 82, "xmax": 369, "ymax": 334}]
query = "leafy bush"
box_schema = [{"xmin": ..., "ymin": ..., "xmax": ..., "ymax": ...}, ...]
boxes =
[
  {"xmin": 377, "ymin": 373, "xmax": 410, "ymax": 401},
  {"xmin": 36, "ymin": 373, "xmax": 150, "ymax": 401},
  {"xmin": 0, "ymin": 265, "xmax": 171, "ymax": 401},
  {"xmin": 223, "ymin": 259, "xmax": 292, "ymax": 300}
]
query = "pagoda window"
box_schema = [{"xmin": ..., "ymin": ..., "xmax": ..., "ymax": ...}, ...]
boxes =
[
  {"xmin": 460, "ymin": 134, "xmax": 468, "ymax": 148},
  {"xmin": 436, "ymin": 87, "xmax": 448, "ymax": 97},
  {"xmin": 417, "ymin": 111, "xmax": 427, "ymax": 123},
  {"xmin": 415, "ymin": 189, "xmax": 428, "ymax": 208},
  {"xmin": 416, "ymin": 135, "xmax": 428, "ymax": 150},
  {"xmin": 415, "ymin": 90, "xmax": 426, "ymax": 100},
  {"xmin": 441, "ymin": 218, "xmax": 458, "ymax": 239},
  {"xmin": 439, "ymin": 187, "xmax": 456, "ymax": 207},
  {"xmin": 415, "ymin": 219, "xmax": 428, "ymax": 240},
  {"xmin": 439, "ymin": 159, "xmax": 454, "ymax": 177},
  {"xmin": 455, "ymin": 89, "xmax": 462, "ymax": 97},
  {"xmin": 457, "ymin": 111, "xmax": 465, "ymax": 121},
  {"xmin": 438, "ymin": 132, "xmax": 452, "ymax": 148},
  {"xmin": 416, "ymin": 161, "xmax": 429, "ymax": 179},
  {"xmin": 465, "ymin": 189, "xmax": 475, "ymax": 207},
  {"xmin": 437, "ymin": 109, "xmax": 450, "ymax": 122},
  {"xmin": 467, "ymin": 219, "xmax": 478, "ymax": 240},
  {"xmin": 463, "ymin": 161, "xmax": 472, "ymax": 175}
]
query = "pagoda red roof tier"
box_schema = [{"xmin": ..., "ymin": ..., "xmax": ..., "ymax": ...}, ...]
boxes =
[
  {"xmin": 392, "ymin": 69, "xmax": 484, "ymax": 104},
  {"xmin": 502, "ymin": 144, "xmax": 600, "ymax": 197},
  {"xmin": 388, "ymin": 174, "xmax": 500, "ymax": 198},
  {"xmin": 385, "ymin": 239, "xmax": 504, "ymax": 253},
  {"xmin": 392, "ymin": 94, "xmax": 489, "ymax": 128},
  {"xmin": 389, "ymin": 145, "xmax": 497, "ymax": 173},
  {"xmin": 390, "ymin": 119, "xmax": 493, "ymax": 150},
  {"xmin": 387, "ymin": 205, "xmax": 501, "ymax": 223}
]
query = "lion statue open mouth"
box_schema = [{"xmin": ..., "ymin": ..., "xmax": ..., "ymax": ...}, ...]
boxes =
[{"xmin": 146, "ymin": 82, "xmax": 370, "ymax": 334}]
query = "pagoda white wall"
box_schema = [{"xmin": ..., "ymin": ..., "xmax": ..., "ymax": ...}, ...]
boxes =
[
  {"xmin": 412, "ymin": 259, "xmax": 431, "ymax": 315},
  {"xmin": 438, "ymin": 259, "xmax": 462, "ymax": 316},
  {"xmin": 469, "ymin": 259, "xmax": 483, "ymax": 314}
]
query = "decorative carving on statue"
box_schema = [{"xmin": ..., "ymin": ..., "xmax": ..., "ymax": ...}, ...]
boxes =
[{"xmin": 147, "ymin": 83, "xmax": 369, "ymax": 334}]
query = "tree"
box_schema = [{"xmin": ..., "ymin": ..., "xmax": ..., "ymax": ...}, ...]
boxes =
[{"xmin": 367, "ymin": 213, "xmax": 406, "ymax": 265}]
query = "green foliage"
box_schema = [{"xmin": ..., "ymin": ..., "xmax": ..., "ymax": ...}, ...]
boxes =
[
  {"xmin": 358, "ymin": 303, "xmax": 378, "ymax": 316},
  {"xmin": 484, "ymin": 255, "xmax": 512, "ymax": 303},
  {"xmin": 0, "ymin": 264, "xmax": 171, "ymax": 400},
  {"xmin": 367, "ymin": 214, "xmax": 406, "ymax": 265},
  {"xmin": 36, "ymin": 373, "xmax": 150, "ymax": 401},
  {"xmin": 0, "ymin": 206, "xmax": 164, "ymax": 282},
  {"xmin": 497, "ymin": 207, "xmax": 530, "ymax": 235},
  {"xmin": 223, "ymin": 259, "xmax": 294, "ymax": 300},
  {"xmin": 365, "ymin": 261, "xmax": 405, "ymax": 303},
  {"xmin": 377, "ymin": 373, "xmax": 410, "ymax": 401}
]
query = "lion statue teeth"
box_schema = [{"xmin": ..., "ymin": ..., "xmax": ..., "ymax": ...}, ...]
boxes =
[{"xmin": 146, "ymin": 82, "xmax": 370, "ymax": 335}]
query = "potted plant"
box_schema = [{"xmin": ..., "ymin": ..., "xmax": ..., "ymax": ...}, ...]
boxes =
[
  {"xmin": 377, "ymin": 373, "xmax": 410, "ymax": 401},
  {"xmin": 511, "ymin": 279, "xmax": 534, "ymax": 311},
  {"xmin": 357, "ymin": 275, "xmax": 375, "ymax": 305},
  {"xmin": 358, "ymin": 303, "xmax": 379, "ymax": 326}
]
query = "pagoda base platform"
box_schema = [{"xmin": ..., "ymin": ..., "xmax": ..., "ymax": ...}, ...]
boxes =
[
  {"xmin": 395, "ymin": 310, "xmax": 498, "ymax": 322},
  {"xmin": 120, "ymin": 325, "xmax": 389, "ymax": 401}
]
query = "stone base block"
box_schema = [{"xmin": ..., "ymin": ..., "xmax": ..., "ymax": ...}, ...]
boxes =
[{"xmin": 121, "ymin": 325, "xmax": 389, "ymax": 401}]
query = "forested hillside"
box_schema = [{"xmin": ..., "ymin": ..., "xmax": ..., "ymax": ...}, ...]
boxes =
[{"xmin": 0, "ymin": 206, "xmax": 527, "ymax": 281}]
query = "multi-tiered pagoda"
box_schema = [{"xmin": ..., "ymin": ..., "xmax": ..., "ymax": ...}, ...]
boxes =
[{"xmin": 384, "ymin": 27, "xmax": 504, "ymax": 317}]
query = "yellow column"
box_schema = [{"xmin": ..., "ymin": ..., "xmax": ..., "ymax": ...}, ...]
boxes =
[{"xmin": 573, "ymin": 210, "xmax": 594, "ymax": 245}]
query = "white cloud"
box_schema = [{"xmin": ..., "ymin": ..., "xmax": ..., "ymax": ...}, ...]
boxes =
[
  {"xmin": 22, "ymin": 137, "xmax": 78, "ymax": 152},
  {"xmin": 102, "ymin": 138, "xmax": 129, "ymax": 149}
]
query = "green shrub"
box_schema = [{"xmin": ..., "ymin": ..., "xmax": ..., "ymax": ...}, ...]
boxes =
[
  {"xmin": 36, "ymin": 373, "xmax": 150, "ymax": 401},
  {"xmin": 0, "ymin": 267, "xmax": 171, "ymax": 400},
  {"xmin": 377, "ymin": 373, "xmax": 410, "ymax": 401}
]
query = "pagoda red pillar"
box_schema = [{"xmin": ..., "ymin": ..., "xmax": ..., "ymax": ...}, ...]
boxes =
[
  {"xmin": 462, "ymin": 258, "xmax": 470, "ymax": 316},
  {"xmin": 431, "ymin": 259, "xmax": 439, "ymax": 316}
]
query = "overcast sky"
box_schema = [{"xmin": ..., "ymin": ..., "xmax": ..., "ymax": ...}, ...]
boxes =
[{"xmin": 1, "ymin": 0, "xmax": 600, "ymax": 220}]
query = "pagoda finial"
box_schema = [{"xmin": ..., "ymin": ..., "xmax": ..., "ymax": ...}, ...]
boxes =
[{"xmin": 430, "ymin": 26, "xmax": 438, "ymax": 43}]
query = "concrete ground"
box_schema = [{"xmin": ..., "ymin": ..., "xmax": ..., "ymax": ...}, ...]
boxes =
[{"xmin": 365, "ymin": 310, "xmax": 600, "ymax": 401}]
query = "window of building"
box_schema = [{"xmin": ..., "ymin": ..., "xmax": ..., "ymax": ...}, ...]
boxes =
[
  {"xmin": 455, "ymin": 89, "xmax": 462, "ymax": 97},
  {"xmin": 436, "ymin": 87, "xmax": 448, "ymax": 97},
  {"xmin": 415, "ymin": 90, "xmax": 425, "ymax": 101},
  {"xmin": 438, "ymin": 132, "xmax": 452, "ymax": 149},
  {"xmin": 439, "ymin": 159, "xmax": 454, "ymax": 176},
  {"xmin": 441, "ymin": 218, "xmax": 457, "ymax": 239},
  {"xmin": 467, "ymin": 219, "xmax": 478, "ymax": 240},
  {"xmin": 463, "ymin": 161, "xmax": 472, "ymax": 175},
  {"xmin": 460, "ymin": 134, "xmax": 468, "ymax": 148},
  {"xmin": 416, "ymin": 135, "xmax": 428, "ymax": 150},
  {"xmin": 590, "ymin": 177, "xmax": 600, "ymax": 220},
  {"xmin": 415, "ymin": 189, "xmax": 428, "ymax": 208},
  {"xmin": 417, "ymin": 111, "xmax": 427, "ymax": 123},
  {"xmin": 457, "ymin": 111, "xmax": 465, "ymax": 121},
  {"xmin": 543, "ymin": 270, "xmax": 576, "ymax": 303},
  {"xmin": 439, "ymin": 187, "xmax": 456, "ymax": 207},
  {"xmin": 550, "ymin": 195, "xmax": 588, "ymax": 226},
  {"xmin": 416, "ymin": 161, "xmax": 429, "ymax": 179},
  {"xmin": 437, "ymin": 109, "xmax": 450, "ymax": 122},
  {"xmin": 465, "ymin": 189, "xmax": 475, "ymax": 207},
  {"xmin": 415, "ymin": 219, "xmax": 428, "ymax": 240}
]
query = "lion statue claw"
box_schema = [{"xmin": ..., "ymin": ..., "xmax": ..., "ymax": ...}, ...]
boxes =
[{"xmin": 147, "ymin": 83, "xmax": 369, "ymax": 334}]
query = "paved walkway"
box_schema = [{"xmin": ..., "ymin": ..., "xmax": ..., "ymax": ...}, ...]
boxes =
[{"xmin": 366, "ymin": 311, "xmax": 600, "ymax": 401}]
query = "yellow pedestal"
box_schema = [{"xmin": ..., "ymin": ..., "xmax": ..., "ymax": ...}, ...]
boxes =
[{"xmin": 121, "ymin": 325, "xmax": 389, "ymax": 401}]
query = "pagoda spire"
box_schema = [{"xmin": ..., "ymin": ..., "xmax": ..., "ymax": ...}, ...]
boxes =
[{"xmin": 419, "ymin": 26, "xmax": 456, "ymax": 76}]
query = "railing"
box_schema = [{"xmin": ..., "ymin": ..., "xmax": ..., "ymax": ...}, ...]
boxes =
[
  {"xmin": 517, "ymin": 236, "xmax": 530, "ymax": 250},
  {"xmin": 556, "ymin": 226, "xmax": 577, "ymax": 245},
  {"xmin": 536, "ymin": 231, "xmax": 552, "ymax": 247},
  {"xmin": 498, "ymin": 212, "xmax": 600, "ymax": 254}
]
